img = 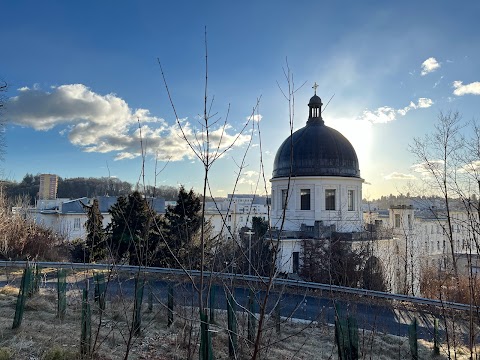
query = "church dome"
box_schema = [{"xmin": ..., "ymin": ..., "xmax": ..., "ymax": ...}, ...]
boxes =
[{"xmin": 272, "ymin": 93, "xmax": 360, "ymax": 179}]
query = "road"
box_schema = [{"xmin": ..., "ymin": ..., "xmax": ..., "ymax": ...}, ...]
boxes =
[{"xmin": 25, "ymin": 273, "xmax": 444, "ymax": 343}]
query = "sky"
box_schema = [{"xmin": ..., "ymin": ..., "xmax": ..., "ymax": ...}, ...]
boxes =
[{"xmin": 1, "ymin": 1, "xmax": 479, "ymax": 199}]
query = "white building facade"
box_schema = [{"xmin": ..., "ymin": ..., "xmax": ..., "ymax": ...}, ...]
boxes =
[
  {"xmin": 206, "ymin": 194, "xmax": 269, "ymax": 241},
  {"xmin": 270, "ymin": 91, "xmax": 365, "ymax": 274}
]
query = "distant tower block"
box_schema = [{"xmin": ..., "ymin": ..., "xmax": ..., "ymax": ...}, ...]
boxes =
[{"xmin": 39, "ymin": 174, "xmax": 58, "ymax": 200}]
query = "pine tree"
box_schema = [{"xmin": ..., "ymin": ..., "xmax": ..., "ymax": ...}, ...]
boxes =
[
  {"xmin": 84, "ymin": 198, "xmax": 106, "ymax": 262},
  {"xmin": 107, "ymin": 191, "xmax": 158, "ymax": 265},
  {"xmin": 158, "ymin": 186, "xmax": 203, "ymax": 268}
]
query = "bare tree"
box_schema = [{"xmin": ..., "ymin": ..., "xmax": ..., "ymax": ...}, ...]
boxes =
[
  {"xmin": 410, "ymin": 111, "xmax": 480, "ymax": 359},
  {"xmin": 0, "ymin": 80, "xmax": 7, "ymax": 163}
]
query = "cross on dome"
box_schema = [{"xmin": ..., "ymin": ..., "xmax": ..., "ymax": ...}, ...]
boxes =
[{"xmin": 312, "ymin": 82, "xmax": 319, "ymax": 95}]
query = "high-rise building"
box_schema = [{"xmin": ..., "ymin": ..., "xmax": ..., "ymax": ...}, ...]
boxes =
[{"xmin": 39, "ymin": 174, "xmax": 58, "ymax": 200}]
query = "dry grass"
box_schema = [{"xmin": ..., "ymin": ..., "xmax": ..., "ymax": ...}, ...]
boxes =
[{"xmin": 0, "ymin": 279, "xmax": 477, "ymax": 359}]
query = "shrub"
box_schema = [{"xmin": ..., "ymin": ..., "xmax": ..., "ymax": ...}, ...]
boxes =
[
  {"xmin": 43, "ymin": 346, "xmax": 78, "ymax": 360},
  {"xmin": 0, "ymin": 190, "xmax": 68, "ymax": 261}
]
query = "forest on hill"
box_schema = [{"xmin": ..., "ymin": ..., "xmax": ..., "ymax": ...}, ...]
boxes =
[{"xmin": 0, "ymin": 173, "xmax": 179, "ymax": 203}]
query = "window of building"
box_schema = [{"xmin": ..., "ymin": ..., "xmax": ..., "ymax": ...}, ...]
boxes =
[
  {"xmin": 348, "ymin": 190, "xmax": 355, "ymax": 211},
  {"xmin": 74, "ymin": 217, "xmax": 81, "ymax": 230},
  {"xmin": 281, "ymin": 189, "xmax": 288, "ymax": 210},
  {"xmin": 300, "ymin": 189, "xmax": 311, "ymax": 210},
  {"xmin": 228, "ymin": 214, "xmax": 231, "ymax": 222},
  {"xmin": 394, "ymin": 214, "xmax": 400, "ymax": 228},
  {"xmin": 408, "ymin": 214, "xmax": 412, "ymax": 230},
  {"xmin": 437, "ymin": 241, "xmax": 440, "ymax": 250},
  {"xmin": 325, "ymin": 189, "xmax": 336, "ymax": 210}
]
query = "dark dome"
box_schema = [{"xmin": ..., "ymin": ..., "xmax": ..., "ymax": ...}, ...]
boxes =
[
  {"xmin": 308, "ymin": 94, "xmax": 322, "ymax": 107},
  {"xmin": 272, "ymin": 115, "xmax": 360, "ymax": 179}
]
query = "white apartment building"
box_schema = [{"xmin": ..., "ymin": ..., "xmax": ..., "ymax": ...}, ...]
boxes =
[
  {"xmin": 363, "ymin": 204, "xmax": 480, "ymax": 295},
  {"xmin": 24, "ymin": 196, "xmax": 165, "ymax": 241},
  {"xmin": 205, "ymin": 194, "xmax": 269, "ymax": 241}
]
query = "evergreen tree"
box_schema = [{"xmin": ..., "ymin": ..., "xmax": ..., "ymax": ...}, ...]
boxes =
[
  {"xmin": 84, "ymin": 198, "xmax": 106, "ymax": 262},
  {"xmin": 106, "ymin": 191, "xmax": 159, "ymax": 265},
  {"xmin": 158, "ymin": 186, "xmax": 203, "ymax": 268}
]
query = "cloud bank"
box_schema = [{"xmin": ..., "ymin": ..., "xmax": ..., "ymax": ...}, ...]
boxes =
[
  {"xmin": 411, "ymin": 160, "xmax": 444, "ymax": 178},
  {"xmin": 421, "ymin": 57, "xmax": 440, "ymax": 76},
  {"xmin": 7, "ymin": 84, "xmax": 250, "ymax": 161},
  {"xmin": 358, "ymin": 98, "xmax": 433, "ymax": 124},
  {"xmin": 452, "ymin": 81, "xmax": 480, "ymax": 96},
  {"xmin": 384, "ymin": 172, "xmax": 416, "ymax": 180}
]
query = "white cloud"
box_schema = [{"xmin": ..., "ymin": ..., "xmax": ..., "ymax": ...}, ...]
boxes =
[
  {"xmin": 243, "ymin": 170, "xmax": 258, "ymax": 178},
  {"xmin": 384, "ymin": 172, "xmax": 416, "ymax": 180},
  {"xmin": 358, "ymin": 98, "xmax": 433, "ymax": 124},
  {"xmin": 417, "ymin": 98, "xmax": 433, "ymax": 108},
  {"xmin": 246, "ymin": 114, "xmax": 263, "ymax": 122},
  {"xmin": 411, "ymin": 160, "xmax": 444, "ymax": 178},
  {"xmin": 458, "ymin": 160, "xmax": 480, "ymax": 174},
  {"xmin": 421, "ymin": 57, "xmax": 440, "ymax": 76},
  {"xmin": 7, "ymin": 84, "xmax": 250, "ymax": 161},
  {"xmin": 452, "ymin": 80, "xmax": 480, "ymax": 96},
  {"xmin": 238, "ymin": 170, "xmax": 260, "ymax": 186}
]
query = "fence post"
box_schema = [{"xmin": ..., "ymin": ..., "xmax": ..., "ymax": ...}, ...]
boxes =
[
  {"xmin": 26, "ymin": 265, "xmax": 34, "ymax": 298},
  {"xmin": 209, "ymin": 285, "xmax": 216, "ymax": 324},
  {"xmin": 80, "ymin": 288, "xmax": 91, "ymax": 356},
  {"xmin": 335, "ymin": 316, "xmax": 347, "ymax": 360},
  {"xmin": 408, "ymin": 317, "xmax": 418, "ymax": 360},
  {"xmin": 199, "ymin": 310, "xmax": 213, "ymax": 360},
  {"xmin": 133, "ymin": 276, "xmax": 145, "ymax": 335},
  {"xmin": 347, "ymin": 316, "xmax": 359, "ymax": 360},
  {"xmin": 433, "ymin": 318, "xmax": 440, "ymax": 355},
  {"xmin": 274, "ymin": 299, "xmax": 281, "ymax": 334},
  {"xmin": 57, "ymin": 269, "xmax": 67, "ymax": 320},
  {"xmin": 12, "ymin": 267, "xmax": 31, "ymax": 329},
  {"xmin": 94, "ymin": 272, "xmax": 106, "ymax": 312}
]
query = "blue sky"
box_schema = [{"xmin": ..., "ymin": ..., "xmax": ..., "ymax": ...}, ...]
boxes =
[{"xmin": 1, "ymin": 1, "xmax": 479, "ymax": 199}]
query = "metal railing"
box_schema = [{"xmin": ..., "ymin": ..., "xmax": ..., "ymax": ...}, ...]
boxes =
[{"xmin": 0, "ymin": 260, "xmax": 476, "ymax": 312}]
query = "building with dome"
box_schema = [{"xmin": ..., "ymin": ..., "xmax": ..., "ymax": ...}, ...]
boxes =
[
  {"xmin": 269, "ymin": 87, "xmax": 479, "ymax": 296},
  {"xmin": 271, "ymin": 89, "xmax": 367, "ymax": 274}
]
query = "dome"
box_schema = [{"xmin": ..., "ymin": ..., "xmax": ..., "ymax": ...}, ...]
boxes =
[
  {"xmin": 308, "ymin": 94, "xmax": 322, "ymax": 107},
  {"xmin": 272, "ymin": 93, "xmax": 360, "ymax": 179}
]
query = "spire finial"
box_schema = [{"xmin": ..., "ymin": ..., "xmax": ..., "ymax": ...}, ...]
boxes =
[{"xmin": 312, "ymin": 82, "xmax": 319, "ymax": 95}]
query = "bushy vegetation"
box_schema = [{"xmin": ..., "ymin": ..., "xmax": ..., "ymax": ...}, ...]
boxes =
[
  {"xmin": 0, "ymin": 192, "xmax": 66, "ymax": 261},
  {"xmin": 300, "ymin": 238, "xmax": 386, "ymax": 291},
  {"xmin": 420, "ymin": 266, "xmax": 480, "ymax": 305}
]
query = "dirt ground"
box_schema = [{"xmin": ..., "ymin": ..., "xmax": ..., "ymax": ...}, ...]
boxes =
[{"xmin": 0, "ymin": 269, "xmax": 476, "ymax": 359}]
